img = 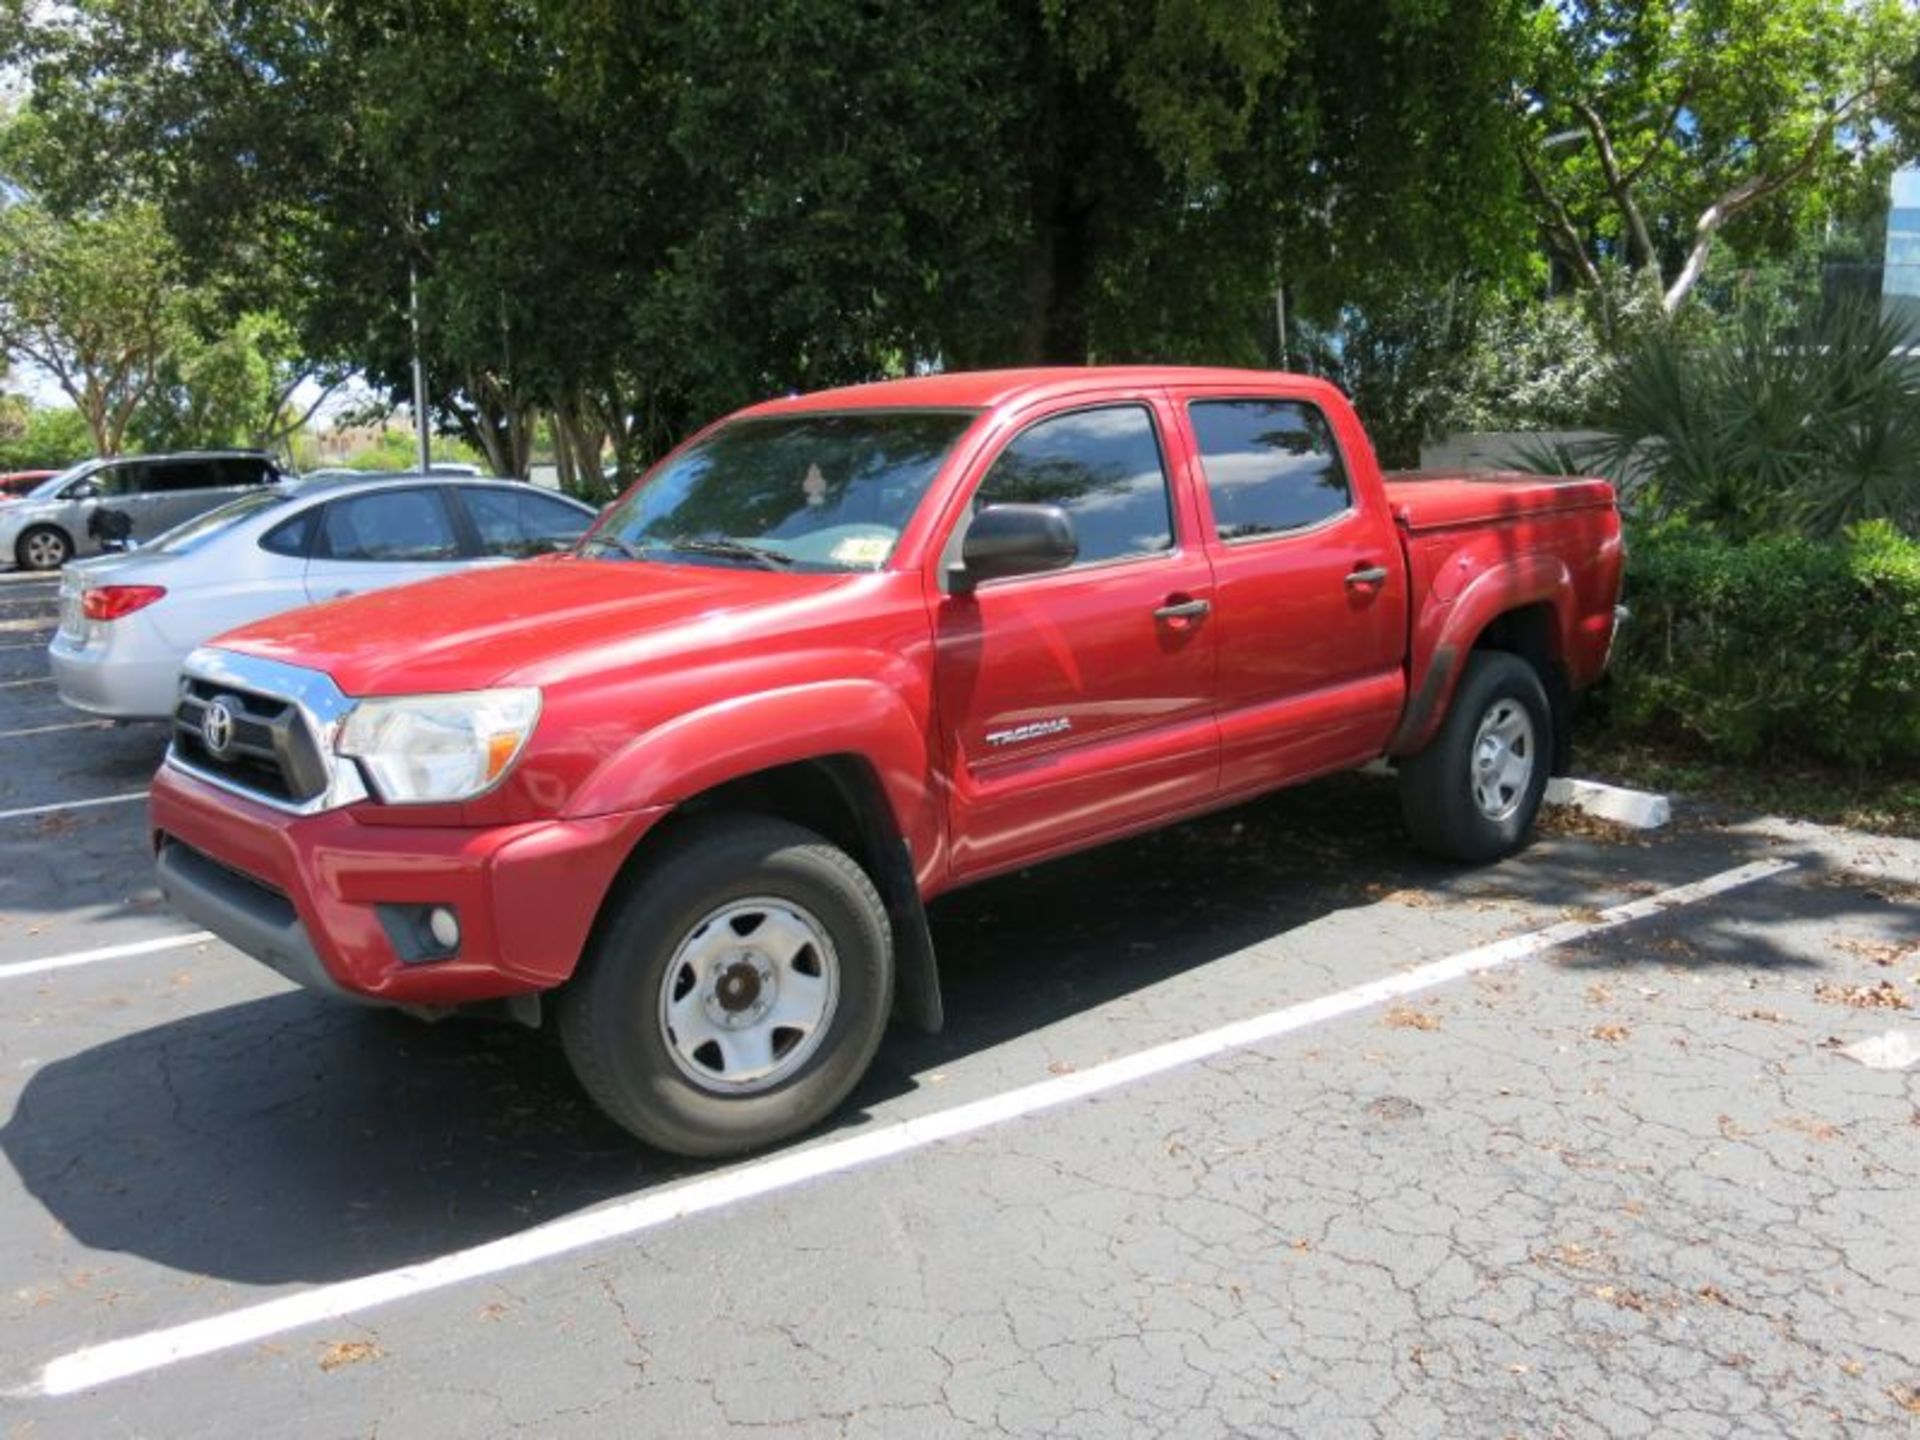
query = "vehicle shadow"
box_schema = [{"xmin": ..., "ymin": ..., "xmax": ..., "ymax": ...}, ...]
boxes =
[{"xmin": 0, "ymin": 773, "xmax": 1829, "ymax": 1287}]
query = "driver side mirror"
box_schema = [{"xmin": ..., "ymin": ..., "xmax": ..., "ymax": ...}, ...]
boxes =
[
  {"xmin": 65, "ymin": 479, "xmax": 101, "ymax": 501},
  {"xmin": 949, "ymin": 503, "xmax": 1078, "ymax": 595}
]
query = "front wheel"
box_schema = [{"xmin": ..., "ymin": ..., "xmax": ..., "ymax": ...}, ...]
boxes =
[
  {"xmin": 557, "ymin": 814, "xmax": 894, "ymax": 1157},
  {"xmin": 1399, "ymin": 651, "xmax": 1553, "ymax": 864},
  {"xmin": 16, "ymin": 525, "xmax": 72, "ymax": 571}
]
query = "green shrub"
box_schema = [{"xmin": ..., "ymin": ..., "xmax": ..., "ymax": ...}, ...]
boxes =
[{"xmin": 1603, "ymin": 521, "xmax": 1920, "ymax": 767}]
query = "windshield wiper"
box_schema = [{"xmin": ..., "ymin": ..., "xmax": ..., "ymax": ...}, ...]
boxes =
[
  {"xmin": 580, "ymin": 533, "xmax": 644, "ymax": 559},
  {"xmin": 666, "ymin": 535, "xmax": 794, "ymax": 570}
]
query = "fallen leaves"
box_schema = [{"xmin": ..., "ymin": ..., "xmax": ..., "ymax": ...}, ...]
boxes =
[
  {"xmin": 1835, "ymin": 936, "xmax": 1920, "ymax": 968},
  {"xmin": 1590, "ymin": 1024, "xmax": 1632, "ymax": 1043},
  {"xmin": 1383, "ymin": 1005, "xmax": 1441, "ymax": 1031},
  {"xmin": 318, "ymin": 1340, "xmax": 383, "ymax": 1372},
  {"xmin": 1815, "ymin": 980, "xmax": 1910, "ymax": 1011}
]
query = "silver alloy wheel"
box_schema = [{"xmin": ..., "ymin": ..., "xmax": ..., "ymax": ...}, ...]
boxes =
[
  {"xmin": 1470, "ymin": 698, "xmax": 1536, "ymax": 821},
  {"xmin": 657, "ymin": 897, "xmax": 841, "ymax": 1094},
  {"xmin": 22, "ymin": 530, "xmax": 67, "ymax": 569}
]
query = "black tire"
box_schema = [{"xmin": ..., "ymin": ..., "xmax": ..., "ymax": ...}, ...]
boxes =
[
  {"xmin": 1399, "ymin": 650, "xmax": 1553, "ymax": 864},
  {"xmin": 16, "ymin": 525, "xmax": 72, "ymax": 571},
  {"xmin": 557, "ymin": 813, "xmax": 894, "ymax": 1157}
]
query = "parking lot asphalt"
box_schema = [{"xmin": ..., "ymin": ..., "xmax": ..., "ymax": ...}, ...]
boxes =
[{"xmin": 0, "ymin": 569, "xmax": 1915, "ymax": 1438}]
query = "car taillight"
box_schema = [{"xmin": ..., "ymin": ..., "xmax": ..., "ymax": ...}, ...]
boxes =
[{"xmin": 82, "ymin": 585, "xmax": 167, "ymax": 621}]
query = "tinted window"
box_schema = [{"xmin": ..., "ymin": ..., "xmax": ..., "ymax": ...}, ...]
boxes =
[
  {"xmin": 1189, "ymin": 400, "xmax": 1351, "ymax": 539},
  {"xmin": 319, "ymin": 489, "xmax": 460, "ymax": 562},
  {"xmin": 149, "ymin": 460, "xmax": 225, "ymax": 493},
  {"xmin": 970, "ymin": 405, "xmax": 1173, "ymax": 567},
  {"xmin": 460, "ymin": 486, "xmax": 592, "ymax": 558},
  {"xmin": 260, "ymin": 508, "xmax": 316, "ymax": 558},
  {"xmin": 215, "ymin": 457, "xmax": 273, "ymax": 488},
  {"xmin": 81, "ymin": 463, "xmax": 144, "ymax": 498}
]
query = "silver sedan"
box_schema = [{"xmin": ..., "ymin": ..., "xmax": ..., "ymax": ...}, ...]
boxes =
[{"xmin": 50, "ymin": 474, "xmax": 597, "ymax": 720}]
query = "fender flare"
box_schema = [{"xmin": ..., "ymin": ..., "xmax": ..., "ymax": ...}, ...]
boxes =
[
  {"xmin": 1388, "ymin": 554, "xmax": 1574, "ymax": 758},
  {"xmin": 564, "ymin": 679, "xmax": 948, "ymax": 1032}
]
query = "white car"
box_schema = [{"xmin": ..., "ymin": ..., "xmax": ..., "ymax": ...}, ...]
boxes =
[{"xmin": 50, "ymin": 474, "xmax": 598, "ymax": 720}]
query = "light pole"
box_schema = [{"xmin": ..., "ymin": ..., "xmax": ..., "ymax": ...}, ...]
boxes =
[{"xmin": 409, "ymin": 259, "xmax": 430, "ymax": 473}]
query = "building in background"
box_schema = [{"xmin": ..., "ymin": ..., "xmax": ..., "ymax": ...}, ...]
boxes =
[{"xmin": 1885, "ymin": 167, "xmax": 1920, "ymax": 335}]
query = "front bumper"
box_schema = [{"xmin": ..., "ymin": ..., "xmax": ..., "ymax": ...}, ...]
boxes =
[{"xmin": 151, "ymin": 762, "xmax": 666, "ymax": 1006}]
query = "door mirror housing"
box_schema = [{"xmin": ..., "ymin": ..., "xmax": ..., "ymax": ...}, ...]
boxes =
[
  {"xmin": 950, "ymin": 504, "xmax": 1078, "ymax": 594},
  {"xmin": 64, "ymin": 478, "xmax": 101, "ymax": 501}
]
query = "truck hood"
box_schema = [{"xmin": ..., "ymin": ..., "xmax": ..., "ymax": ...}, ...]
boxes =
[
  {"xmin": 212, "ymin": 557, "xmax": 865, "ymax": 695},
  {"xmin": 1384, "ymin": 470, "xmax": 1615, "ymax": 532}
]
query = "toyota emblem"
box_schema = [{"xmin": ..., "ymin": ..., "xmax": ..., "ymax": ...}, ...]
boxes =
[{"xmin": 202, "ymin": 697, "xmax": 238, "ymax": 759}]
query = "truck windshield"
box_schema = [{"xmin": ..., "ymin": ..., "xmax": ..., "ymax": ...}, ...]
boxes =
[{"xmin": 583, "ymin": 410, "xmax": 977, "ymax": 572}]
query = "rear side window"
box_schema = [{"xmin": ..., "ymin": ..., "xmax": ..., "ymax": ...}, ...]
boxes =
[
  {"xmin": 149, "ymin": 460, "xmax": 223, "ymax": 493},
  {"xmin": 1189, "ymin": 399, "xmax": 1351, "ymax": 539},
  {"xmin": 214, "ymin": 457, "xmax": 273, "ymax": 488},
  {"xmin": 970, "ymin": 405, "xmax": 1173, "ymax": 567},
  {"xmin": 459, "ymin": 486, "xmax": 592, "ymax": 558},
  {"xmin": 260, "ymin": 508, "xmax": 317, "ymax": 558},
  {"xmin": 318, "ymin": 489, "xmax": 461, "ymax": 562}
]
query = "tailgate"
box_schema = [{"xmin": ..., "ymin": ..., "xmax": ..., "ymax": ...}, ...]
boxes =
[{"xmin": 1384, "ymin": 469, "xmax": 1615, "ymax": 532}]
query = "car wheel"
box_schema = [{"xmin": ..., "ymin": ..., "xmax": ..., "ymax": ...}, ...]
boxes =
[
  {"xmin": 558, "ymin": 813, "xmax": 894, "ymax": 1157},
  {"xmin": 16, "ymin": 525, "xmax": 72, "ymax": 571},
  {"xmin": 1399, "ymin": 650, "xmax": 1552, "ymax": 864}
]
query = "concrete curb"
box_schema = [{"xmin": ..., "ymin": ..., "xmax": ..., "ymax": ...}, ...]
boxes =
[{"xmin": 1544, "ymin": 776, "xmax": 1672, "ymax": 829}]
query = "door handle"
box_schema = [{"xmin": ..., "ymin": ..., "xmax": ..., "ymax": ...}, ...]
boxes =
[
  {"xmin": 1345, "ymin": 565, "xmax": 1390, "ymax": 587},
  {"xmin": 1153, "ymin": 597, "xmax": 1212, "ymax": 622}
]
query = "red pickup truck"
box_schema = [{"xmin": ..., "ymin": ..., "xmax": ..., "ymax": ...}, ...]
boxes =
[{"xmin": 151, "ymin": 367, "xmax": 1623, "ymax": 1155}]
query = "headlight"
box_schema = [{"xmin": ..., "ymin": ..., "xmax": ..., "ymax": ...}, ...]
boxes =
[{"xmin": 337, "ymin": 688, "xmax": 541, "ymax": 803}]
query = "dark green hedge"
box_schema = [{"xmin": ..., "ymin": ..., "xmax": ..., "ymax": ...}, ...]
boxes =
[{"xmin": 1603, "ymin": 521, "xmax": 1920, "ymax": 767}]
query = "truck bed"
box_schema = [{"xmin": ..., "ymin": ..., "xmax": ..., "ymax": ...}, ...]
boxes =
[{"xmin": 1383, "ymin": 470, "xmax": 1616, "ymax": 532}]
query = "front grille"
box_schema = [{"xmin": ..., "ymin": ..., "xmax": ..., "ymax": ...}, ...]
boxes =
[{"xmin": 173, "ymin": 678, "xmax": 330, "ymax": 804}]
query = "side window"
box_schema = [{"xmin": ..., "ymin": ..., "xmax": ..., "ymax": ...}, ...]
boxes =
[
  {"xmin": 459, "ymin": 487, "xmax": 591, "ymax": 558},
  {"xmin": 90, "ymin": 464, "xmax": 143, "ymax": 498},
  {"xmin": 149, "ymin": 461, "xmax": 221, "ymax": 493},
  {"xmin": 260, "ymin": 509, "xmax": 317, "ymax": 558},
  {"xmin": 970, "ymin": 405, "xmax": 1173, "ymax": 568},
  {"xmin": 215, "ymin": 457, "xmax": 271, "ymax": 488},
  {"xmin": 1188, "ymin": 399, "xmax": 1352, "ymax": 540},
  {"xmin": 319, "ymin": 489, "xmax": 460, "ymax": 562}
]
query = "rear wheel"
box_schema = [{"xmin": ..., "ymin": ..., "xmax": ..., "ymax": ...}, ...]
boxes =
[
  {"xmin": 16, "ymin": 525, "xmax": 72, "ymax": 571},
  {"xmin": 1399, "ymin": 650, "xmax": 1552, "ymax": 863},
  {"xmin": 558, "ymin": 814, "xmax": 894, "ymax": 1157}
]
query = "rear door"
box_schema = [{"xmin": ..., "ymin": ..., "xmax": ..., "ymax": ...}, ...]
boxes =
[
  {"xmin": 930, "ymin": 395, "xmax": 1220, "ymax": 881},
  {"xmin": 451, "ymin": 485, "xmax": 594, "ymax": 559},
  {"xmin": 1169, "ymin": 391, "xmax": 1407, "ymax": 794},
  {"xmin": 300, "ymin": 486, "xmax": 470, "ymax": 602}
]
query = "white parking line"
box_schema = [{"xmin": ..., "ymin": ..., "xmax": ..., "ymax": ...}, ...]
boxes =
[
  {"xmin": 0, "ymin": 931, "xmax": 215, "ymax": 981},
  {"xmin": 0, "ymin": 792, "xmax": 145, "ymax": 822},
  {"xmin": 0, "ymin": 676, "xmax": 52, "ymax": 689},
  {"xmin": 0, "ymin": 720, "xmax": 113, "ymax": 740},
  {"xmin": 22, "ymin": 855, "xmax": 1795, "ymax": 1398}
]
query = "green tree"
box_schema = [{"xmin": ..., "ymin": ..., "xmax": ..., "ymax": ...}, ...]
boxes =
[
  {"xmin": 0, "ymin": 201, "xmax": 187, "ymax": 455},
  {"xmin": 1515, "ymin": 0, "xmax": 1920, "ymax": 317}
]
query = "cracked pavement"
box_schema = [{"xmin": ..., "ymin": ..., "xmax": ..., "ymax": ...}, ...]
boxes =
[{"xmin": 0, "ymin": 570, "xmax": 1914, "ymax": 1438}]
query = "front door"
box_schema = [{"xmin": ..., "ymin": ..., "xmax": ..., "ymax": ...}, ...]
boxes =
[{"xmin": 933, "ymin": 399, "xmax": 1219, "ymax": 882}]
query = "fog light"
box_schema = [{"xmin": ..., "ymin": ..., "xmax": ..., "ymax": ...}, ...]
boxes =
[{"xmin": 428, "ymin": 907, "xmax": 461, "ymax": 950}]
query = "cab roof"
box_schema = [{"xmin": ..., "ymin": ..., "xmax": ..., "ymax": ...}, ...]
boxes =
[{"xmin": 739, "ymin": 366, "xmax": 1331, "ymax": 416}]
